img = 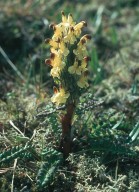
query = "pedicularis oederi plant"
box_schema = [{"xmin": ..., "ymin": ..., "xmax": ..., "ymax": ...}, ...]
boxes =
[{"xmin": 45, "ymin": 12, "xmax": 91, "ymax": 158}]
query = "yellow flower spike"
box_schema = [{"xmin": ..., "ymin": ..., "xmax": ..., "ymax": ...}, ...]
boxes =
[
  {"xmin": 46, "ymin": 12, "xmax": 90, "ymax": 103},
  {"xmin": 51, "ymin": 88, "xmax": 70, "ymax": 105}
]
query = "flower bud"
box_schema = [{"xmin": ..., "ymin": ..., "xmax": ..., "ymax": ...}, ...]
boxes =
[{"xmin": 45, "ymin": 59, "xmax": 52, "ymax": 66}]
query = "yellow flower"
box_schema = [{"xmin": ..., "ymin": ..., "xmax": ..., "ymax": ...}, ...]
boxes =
[
  {"xmin": 50, "ymin": 48, "xmax": 61, "ymax": 56},
  {"xmin": 50, "ymin": 67, "xmax": 61, "ymax": 78},
  {"xmin": 74, "ymin": 21, "xmax": 87, "ymax": 37},
  {"xmin": 45, "ymin": 38, "xmax": 59, "ymax": 49},
  {"xmin": 52, "ymin": 56, "xmax": 63, "ymax": 67},
  {"xmin": 64, "ymin": 27, "xmax": 76, "ymax": 44},
  {"xmin": 52, "ymin": 25, "xmax": 63, "ymax": 40},
  {"xmin": 73, "ymin": 46, "xmax": 88, "ymax": 60},
  {"xmin": 78, "ymin": 60, "xmax": 88, "ymax": 73},
  {"xmin": 68, "ymin": 59, "xmax": 88, "ymax": 75},
  {"xmin": 68, "ymin": 60, "xmax": 79, "ymax": 75},
  {"xmin": 50, "ymin": 52, "xmax": 65, "ymax": 77},
  {"xmin": 80, "ymin": 34, "xmax": 91, "ymax": 44},
  {"xmin": 77, "ymin": 74, "xmax": 89, "ymax": 88},
  {"xmin": 51, "ymin": 88, "xmax": 70, "ymax": 105},
  {"xmin": 67, "ymin": 13, "xmax": 75, "ymax": 26},
  {"xmin": 49, "ymin": 51, "xmax": 63, "ymax": 68},
  {"xmin": 50, "ymin": 60, "xmax": 65, "ymax": 77},
  {"xmin": 59, "ymin": 42, "xmax": 69, "ymax": 56},
  {"xmin": 68, "ymin": 61, "xmax": 80, "ymax": 75},
  {"xmin": 61, "ymin": 12, "xmax": 75, "ymax": 26},
  {"xmin": 73, "ymin": 36, "xmax": 91, "ymax": 60},
  {"xmin": 61, "ymin": 11, "xmax": 67, "ymax": 23}
]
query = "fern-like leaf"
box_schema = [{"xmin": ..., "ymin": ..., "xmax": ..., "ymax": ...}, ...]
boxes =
[
  {"xmin": 0, "ymin": 145, "xmax": 33, "ymax": 164},
  {"xmin": 37, "ymin": 148, "xmax": 63, "ymax": 188}
]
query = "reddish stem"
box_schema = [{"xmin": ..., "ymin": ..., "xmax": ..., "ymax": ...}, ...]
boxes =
[{"xmin": 60, "ymin": 103, "xmax": 75, "ymax": 158}]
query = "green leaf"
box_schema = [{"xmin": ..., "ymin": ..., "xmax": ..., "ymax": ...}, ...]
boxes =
[
  {"xmin": 111, "ymin": 115, "xmax": 124, "ymax": 130},
  {"xmin": 37, "ymin": 148, "xmax": 63, "ymax": 188},
  {"xmin": 128, "ymin": 122, "xmax": 139, "ymax": 143}
]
